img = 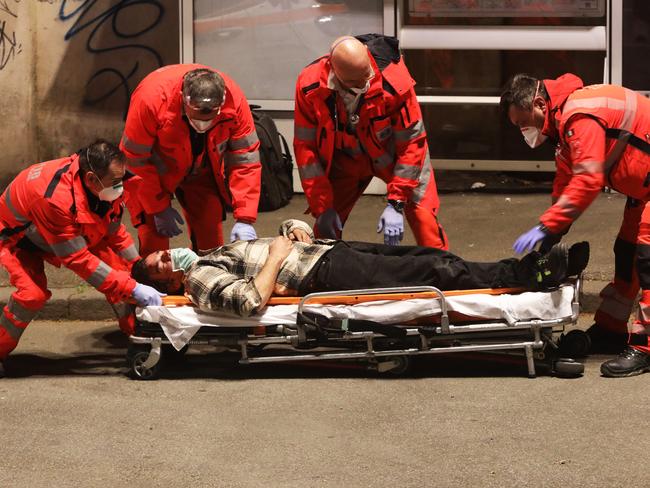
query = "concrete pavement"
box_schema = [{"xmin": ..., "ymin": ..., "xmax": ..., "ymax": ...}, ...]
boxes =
[{"xmin": 0, "ymin": 190, "xmax": 627, "ymax": 320}]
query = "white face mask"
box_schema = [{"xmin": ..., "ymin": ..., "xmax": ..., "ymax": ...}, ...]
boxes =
[
  {"xmin": 97, "ymin": 182, "xmax": 124, "ymax": 202},
  {"xmin": 188, "ymin": 117, "xmax": 216, "ymax": 133},
  {"xmin": 521, "ymin": 126, "xmax": 548, "ymax": 148},
  {"xmin": 348, "ymin": 79, "xmax": 371, "ymax": 95}
]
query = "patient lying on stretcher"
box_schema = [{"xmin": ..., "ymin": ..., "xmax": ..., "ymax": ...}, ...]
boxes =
[{"xmin": 132, "ymin": 219, "xmax": 589, "ymax": 317}]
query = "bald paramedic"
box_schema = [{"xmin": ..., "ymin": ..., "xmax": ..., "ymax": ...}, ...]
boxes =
[
  {"xmin": 293, "ymin": 34, "xmax": 446, "ymax": 248},
  {"xmin": 500, "ymin": 73, "xmax": 650, "ymax": 377},
  {"xmin": 120, "ymin": 64, "xmax": 262, "ymax": 256},
  {"xmin": 0, "ymin": 140, "xmax": 163, "ymax": 377}
]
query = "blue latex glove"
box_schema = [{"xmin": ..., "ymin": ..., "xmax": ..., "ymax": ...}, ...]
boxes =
[
  {"xmin": 153, "ymin": 206, "xmax": 184, "ymax": 238},
  {"xmin": 315, "ymin": 208, "xmax": 343, "ymax": 239},
  {"xmin": 377, "ymin": 205, "xmax": 404, "ymax": 246},
  {"xmin": 132, "ymin": 283, "xmax": 165, "ymax": 307},
  {"xmin": 230, "ymin": 222, "xmax": 257, "ymax": 242},
  {"xmin": 513, "ymin": 225, "xmax": 547, "ymax": 254}
]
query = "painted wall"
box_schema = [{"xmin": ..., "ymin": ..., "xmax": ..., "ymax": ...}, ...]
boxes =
[{"xmin": 0, "ymin": 0, "xmax": 179, "ymax": 189}]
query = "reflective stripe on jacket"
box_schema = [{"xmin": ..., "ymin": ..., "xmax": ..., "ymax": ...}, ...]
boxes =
[
  {"xmin": 120, "ymin": 64, "xmax": 261, "ymax": 221},
  {"xmin": 0, "ymin": 155, "xmax": 137, "ymax": 303},
  {"xmin": 293, "ymin": 35, "xmax": 431, "ymax": 217}
]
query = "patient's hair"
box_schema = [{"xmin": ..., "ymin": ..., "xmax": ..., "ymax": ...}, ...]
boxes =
[{"xmin": 131, "ymin": 258, "xmax": 184, "ymax": 295}]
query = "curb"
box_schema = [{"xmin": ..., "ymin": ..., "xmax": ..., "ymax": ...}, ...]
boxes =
[{"xmin": 0, "ymin": 280, "xmax": 610, "ymax": 322}]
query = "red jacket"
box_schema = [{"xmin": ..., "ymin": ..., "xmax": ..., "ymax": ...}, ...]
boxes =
[
  {"xmin": 294, "ymin": 35, "xmax": 432, "ymax": 217},
  {"xmin": 0, "ymin": 155, "xmax": 138, "ymax": 303},
  {"xmin": 540, "ymin": 73, "xmax": 650, "ymax": 233},
  {"xmin": 120, "ymin": 64, "xmax": 261, "ymax": 221}
]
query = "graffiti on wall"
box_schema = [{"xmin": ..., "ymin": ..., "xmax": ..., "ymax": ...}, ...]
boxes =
[
  {"xmin": 0, "ymin": 0, "xmax": 22, "ymax": 71},
  {"xmin": 58, "ymin": 0, "xmax": 166, "ymax": 117}
]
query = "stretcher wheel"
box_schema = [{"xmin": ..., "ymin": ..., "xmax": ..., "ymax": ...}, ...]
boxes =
[
  {"xmin": 378, "ymin": 355, "xmax": 411, "ymax": 376},
  {"xmin": 552, "ymin": 358, "xmax": 584, "ymax": 378},
  {"xmin": 127, "ymin": 345, "xmax": 162, "ymax": 380},
  {"xmin": 558, "ymin": 330, "xmax": 592, "ymax": 357}
]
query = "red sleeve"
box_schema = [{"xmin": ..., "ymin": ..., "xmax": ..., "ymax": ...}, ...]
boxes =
[
  {"xmin": 225, "ymin": 96, "xmax": 262, "ymax": 222},
  {"xmin": 31, "ymin": 198, "xmax": 136, "ymax": 303},
  {"xmin": 539, "ymin": 116, "xmax": 606, "ymax": 233},
  {"xmin": 119, "ymin": 88, "xmax": 170, "ymax": 215},
  {"xmin": 388, "ymin": 88, "xmax": 429, "ymax": 202},
  {"xmin": 293, "ymin": 81, "xmax": 333, "ymax": 217}
]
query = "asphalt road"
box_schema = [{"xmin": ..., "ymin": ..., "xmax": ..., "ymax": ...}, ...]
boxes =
[{"xmin": 1, "ymin": 319, "xmax": 649, "ymax": 488}]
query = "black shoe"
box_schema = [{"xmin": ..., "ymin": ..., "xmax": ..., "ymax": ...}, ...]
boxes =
[
  {"xmin": 535, "ymin": 243, "xmax": 569, "ymax": 288},
  {"xmin": 586, "ymin": 325, "xmax": 629, "ymax": 354},
  {"xmin": 567, "ymin": 241, "xmax": 590, "ymax": 276},
  {"xmin": 601, "ymin": 347, "xmax": 650, "ymax": 377},
  {"xmin": 0, "ymin": 360, "xmax": 4, "ymax": 379}
]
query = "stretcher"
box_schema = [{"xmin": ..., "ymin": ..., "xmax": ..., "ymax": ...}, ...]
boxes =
[{"xmin": 128, "ymin": 278, "xmax": 587, "ymax": 380}]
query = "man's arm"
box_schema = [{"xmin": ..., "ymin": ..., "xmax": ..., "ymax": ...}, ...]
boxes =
[
  {"xmin": 225, "ymin": 86, "xmax": 262, "ymax": 223},
  {"xmin": 253, "ymin": 237, "xmax": 293, "ymax": 305},
  {"xmin": 186, "ymin": 238, "xmax": 292, "ymax": 316},
  {"xmin": 293, "ymin": 81, "xmax": 333, "ymax": 217},
  {"xmin": 539, "ymin": 116, "xmax": 606, "ymax": 234},
  {"xmin": 387, "ymin": 87, "xmax": 428, "ymax": 203},
  {"xmin": 119, "ymin": 88, "xmax": 170, "ymax": 215}
]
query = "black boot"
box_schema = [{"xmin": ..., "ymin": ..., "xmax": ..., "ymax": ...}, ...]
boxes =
[
  {"xmin": 600, "ymin": 346, "xmax": 650, "ymax": 377},
  {"xmin": 567, "ymin": 241, "xmax": 590, "ymax": 276},
  {"xmin": 534, "ymin": 243, "xmax": 569, "ymax": 289}
]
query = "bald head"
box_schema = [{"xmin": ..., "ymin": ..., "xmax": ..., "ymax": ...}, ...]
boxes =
[{"xmin": 329, "ymin": 36, "xmax": 373, "ymax": 89}]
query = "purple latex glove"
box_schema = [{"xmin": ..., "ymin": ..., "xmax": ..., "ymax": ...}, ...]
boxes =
[
  {"xmin": 513, "ymin": 225, "xmax": 547, "ymax": 254},
  {"xmin": 377, "ymin": 205, "xmax": 404, "ymax": 246},
  {"xmin": 153, "ymin": 206, "xmax": 184, "ymax": 238},
  {"xmin": 315, "ymin": 208, "xmax": 343, "ymax": 239},
  {"xmin": 132, "ymin": 283, "xmax": 166, "ymax": 307},
  {"xmin": 230, "ymin": 222, "xmax": 257, "ymax": 242}
]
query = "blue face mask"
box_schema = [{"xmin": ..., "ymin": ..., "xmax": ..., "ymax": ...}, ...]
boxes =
[{"xmin": 170, "ymin": 248, "xmax": 198, "ymax": 272}]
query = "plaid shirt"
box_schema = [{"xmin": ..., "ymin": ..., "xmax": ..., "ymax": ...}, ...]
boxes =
[{"xmin": 185, "ymin": 219, "xmax": 334, "ymax": 316}]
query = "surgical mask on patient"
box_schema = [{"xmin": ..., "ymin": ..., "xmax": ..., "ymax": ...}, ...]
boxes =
[{"xmin": 171, "ymin": 248, "xmax": 199, "ymax": 272}]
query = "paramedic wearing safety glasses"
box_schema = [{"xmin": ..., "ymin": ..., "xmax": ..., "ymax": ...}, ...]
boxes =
[
  {"xmin": 0, "ymin": 140, "xmax": 164, "ymax": 378},
  {"xmin": 120, "ymin": 65, "xmax": 262, "ymax": 257},
  {"xmin": 293, "ymin": 34, "xmax": 447, "ymax": 248},
  {"xmin": 501, "ymin": 73, "xmax": 650, "ymax": 377}
]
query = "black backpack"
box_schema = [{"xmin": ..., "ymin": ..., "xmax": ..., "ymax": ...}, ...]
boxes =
[{"xmin": 250, "ymin": 105, "xmax": 294, "ymax": 211}]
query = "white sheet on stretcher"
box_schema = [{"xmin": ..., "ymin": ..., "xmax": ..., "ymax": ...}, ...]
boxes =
[{"xmin": 136, "ymin": 285, "xmax": 575, "ymax": 351}]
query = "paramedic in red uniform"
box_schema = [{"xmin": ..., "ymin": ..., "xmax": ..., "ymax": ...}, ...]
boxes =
[
  {"xmin": 120, "ymin": 64, "xmax": 262, "ymax": 256},
  {"xmin": 0, "ymin": 140, "xmax": 164, "ymax": 377},
  {"xmin": 500, "ymin": 73, "xmax": 650, "ymax": 377},
  {"xmin": 293, "ymin": 35, "xmax": 447, "ymax": 248}
]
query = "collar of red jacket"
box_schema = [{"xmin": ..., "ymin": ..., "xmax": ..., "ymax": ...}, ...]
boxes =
[{"xmin": 541, "ymin": 73, "xmax": 584, "ymax": 136}]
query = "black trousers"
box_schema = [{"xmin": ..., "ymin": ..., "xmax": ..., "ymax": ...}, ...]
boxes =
[{"xmin": 308, "ymin": 242, "xmax": 540, "ymax": 292}]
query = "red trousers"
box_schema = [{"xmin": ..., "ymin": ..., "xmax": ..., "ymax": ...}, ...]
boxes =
[
  {"xmin": 130, "ymin": 167, "xmax": 225, "ymax": 256},
  {"xmin": 0, "ymin": 241, "xmax": 134, "ymax": 360},
  {"xmin": 594, "ymin": 198, "xmax": 650, "ymax": 353},
  {"xmin": 315, "ymin": 151, "xmax": 447, "ymax": 249}
]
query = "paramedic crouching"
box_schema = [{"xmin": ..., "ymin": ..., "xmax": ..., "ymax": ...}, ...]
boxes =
[{"xmin": 133, "ymin": 220, "xmax": 589, "ymax": 318}]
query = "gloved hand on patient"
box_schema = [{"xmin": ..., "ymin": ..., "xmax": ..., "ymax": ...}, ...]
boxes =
[
  {"xmin": 153, "ymin": 206, "xmax": 184, "ymax": 238},
  {"xmin": 315, "ymin": 208, "xmax": 343, "ymax": 239},
  {"xmin": 132, "ymin": 283, "xmax": 165, "ymax": 307},
  {"xmin": 230, "ymin": 222, "xmax": 257, "ymax": 242},
  {"xmin": 513, "ymin": 224, "xmax": 548, "ymax": 254},
  {"xmin": 377, "ymin": 204, "xmax": 404, "ymax": 246}
]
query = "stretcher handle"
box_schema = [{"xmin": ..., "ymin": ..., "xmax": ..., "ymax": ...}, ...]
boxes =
[{"xmin": 160, "ymin": 287, "xmax": 526, "ymax": 308}]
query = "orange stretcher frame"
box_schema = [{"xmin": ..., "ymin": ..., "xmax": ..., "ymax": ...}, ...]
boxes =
[{"xmin": 161, "ymin": 287, "xmax": 527, "ymax": 308}]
